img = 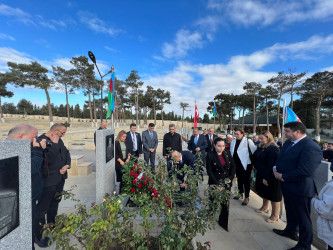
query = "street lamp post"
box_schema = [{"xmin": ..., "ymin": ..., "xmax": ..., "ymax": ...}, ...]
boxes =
[{"xmin": 88, "ymin": 51, "xmax": 113, "ymax": 124}]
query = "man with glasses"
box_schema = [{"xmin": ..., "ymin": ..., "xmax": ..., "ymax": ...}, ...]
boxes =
[{"xmin": 34, "ymin": 123, "xmax": 71, "ymax": 247}]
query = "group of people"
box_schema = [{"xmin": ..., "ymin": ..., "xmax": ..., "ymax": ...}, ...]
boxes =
[
  {"xmin": 113, "ymin": 121, "xmax": 331, "ymax": 250},
  {"xmin": 6, "ymin": 123, "xmax": 71, "ymax": 249}
]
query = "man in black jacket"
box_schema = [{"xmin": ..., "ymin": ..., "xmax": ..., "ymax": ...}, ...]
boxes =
[
  {"xmin": 7, "ymin": 124, "xmax": 46, "ymax": 250},
  {"xmin": 94, "ymin": 120, "xmax": 107, "ymax": 146},
  {"xmin": 163, "ymin": 124, "xmax": 182, "ymax": 176},
  {"xmin": 35, "ymin": 123, "xmax": 71, "ymax": 247}
]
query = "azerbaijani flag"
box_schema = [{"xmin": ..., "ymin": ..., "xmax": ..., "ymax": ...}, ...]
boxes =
[
  {"xmin": 212, "ymin": 103, "xmax": 218, "ymax": 117},
  {"xmin": 106, "ymin": 71, "xmax": 115, "ymax": 119},
  {"xmin": 284, "ymin": 106, "xmax": 301, "ymax": 123}
]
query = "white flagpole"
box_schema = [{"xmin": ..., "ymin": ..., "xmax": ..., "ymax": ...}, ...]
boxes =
[
  {"xmin": 213, "ymin": 101, "xmax": 216, "ymax": 131},
  {"xmin": 281, "ymin": 99, "xmax": 286, "ymax": 144}
]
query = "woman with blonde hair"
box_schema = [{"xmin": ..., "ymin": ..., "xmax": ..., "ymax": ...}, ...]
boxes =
[
  {"xmin": 253, "ymin": 131, "xmax": 281, "ymax": 223},
  {"xmin": 115, "ymin": 130, "xmax": 131, "ymax": 193}
]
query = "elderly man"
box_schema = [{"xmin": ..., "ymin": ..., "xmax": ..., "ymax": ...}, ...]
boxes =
[
  {"xmin": 225, "ymin": 134, "xmax": 233, "ymax": 149},
  {"xmin": 205, "ymin": 127, "xmax": 218, "ymax": 151},
  {"xmin": 171, "ymin": 150, "xmax": 197, "ymax": 191},
  {"xmin": 94, "ymin": 120, "xmax": 107, "ymax": 146},
  {"xmin": 35, "ymin": 123, "xmax": 71, "ymax": 247},
  {"xmin": 188, "ymin": 128, "xmax": 208, "ymax": 168},
  {"xmin": 7, "ymin": 124, "xmax": 46, "ymax": 250},
  {"xmin": 253, "ymin": 135, "xmax": 260, "ymax": 146}
]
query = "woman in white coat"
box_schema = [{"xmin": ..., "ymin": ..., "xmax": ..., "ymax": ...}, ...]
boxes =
[
  {"xmin": 230, "ymin": 128, "xmax": 257, "ymax": 205},
  {"xmin": 312, "ymin": 177, "xmax": 333, "ymax": 250}
]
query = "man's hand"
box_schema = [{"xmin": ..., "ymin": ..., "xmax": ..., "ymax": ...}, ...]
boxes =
[
  {"xmin": 60, "ymin": 165, "xmax": 69, "ymax": 175},
  {"xmin": 263, "ymin": 179, "xmax": 268, "ymax": 186},
  {"xmin": 119, "ymin": 159, "xmax": 125, "ymax": 166},
  {"xmin": 180, "ymin": 183, "xmax": 188, "ymax": 188},
  {"xmin": 218, "ymin": 187, "xmax": 224, "ymax": 191},
  {"xmin": 164, "ymin": 156, "xmax": 167, "ymax": 159},
  {"xmin": 50, "ymin": 133, "xmax": 60, "ymax": 143},
  {"xmin": 273, "ymin": 168, "xmax": 283, "ymax": 181},
  {"xmin": 32, "ymin": 138, "xmax": 46, "ymax": 149},
  {"xmin": 150, "ymin": 149, "xmax": 155, "ymax": 152},
  {"xmin": 139, "ymin": 154, "xmax": 143, "ymax": 157},
  {"xmin": 195, "ymin": 147, "xmax": 200, "ymax": 152}
]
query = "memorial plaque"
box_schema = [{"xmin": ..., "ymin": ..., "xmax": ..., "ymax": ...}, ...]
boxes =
[
  {"xmin": 96, "ymin": 129, "xmax": 116, "ymax": 204},
  {"xmin": 0, "ymin": 140, "xmax": 31, "ymax": 250},
  {"xmin": 0, "ymin": 156, "xmax": 20, "ymax": 239},
  {"xmin": 105, "ymin": 134, "xmax": 114, "ymax": 163}
]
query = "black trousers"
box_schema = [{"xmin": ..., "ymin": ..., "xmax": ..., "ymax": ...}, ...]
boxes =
[
  {"xmin": 115, "ymin": 165, "xmax": 123, "ymax": 193},
  {"xmin": 35, "ymin": 180, "xmax": 65, "ymax": 240},
  {"xmin": 144, "ymin": 151, "xmax": 156, "ymax": 172},
  {"xmin": 32, "ymin": 199, "xmax": 37, "ymax": 249},
  {"xmin": 328, "ymin": 245, "xmax": 333, "ymax": 250},
  {"xmin": 283, "ymin": 191, "xmax": 313, "ymax": 249},
  {"xmin": 236, "ymin": 164, "xmax": 253, "ymax": 198}
]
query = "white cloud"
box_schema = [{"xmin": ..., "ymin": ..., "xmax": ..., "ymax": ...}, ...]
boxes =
[
  {"xmin": 0, "ymin": 47, "xmax": 34, "ymax": 72},
  {"xmin": 162, "ymin": 29, "xmax": 204, "ymax": 59},
  {"xmin": 209, "ymin": 0, "xmax": 333, "ymax": 27},
  {"xmin": 0, "ymin": 4, "xmax": 30, "ymax": 18},
  {"xmin": 0, "ymin": 33, "xmax": 15, "ymax": 41},
  {"xmin": 78, "ymin": 10, "xmax": 120, "ymax": 36},
  {"xmin": 322, "ymin": 65, "xmax": 333, "ymax": 71},
  {"xmin": 104, "ymin": 46, "xmax": 119, "ymax": 53},
  {"xmin": 147, "ymin": 33, "xmax": 333, "ymax": 114}
]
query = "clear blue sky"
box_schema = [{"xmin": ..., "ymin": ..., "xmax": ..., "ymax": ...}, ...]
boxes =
[{"xmin": 1, "ymin": 0, "xmax": 333, "ymax": 117}]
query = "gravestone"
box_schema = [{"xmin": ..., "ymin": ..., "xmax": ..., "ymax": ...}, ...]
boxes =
[
  {"xmin": 0, "ymin": 140, "xmax": 31, "ymax": 249},
  {"xmin": 95, "ymin": 129, "xmax": 116, "ymax": 204}
]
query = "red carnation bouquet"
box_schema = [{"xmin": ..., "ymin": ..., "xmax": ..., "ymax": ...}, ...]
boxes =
[{"xmin": 122, "ymin": 162, "xmax": 171, "ymax": 207}]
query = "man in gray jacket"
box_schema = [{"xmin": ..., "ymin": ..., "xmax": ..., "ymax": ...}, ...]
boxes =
[{"xmin": 142, "ymin": 123, "xmax": 158, "ymax": 172}]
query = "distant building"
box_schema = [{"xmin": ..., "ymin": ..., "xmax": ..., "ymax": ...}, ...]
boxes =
[{"xmin": 230, "ymin": 115, "xmax": 282, "ymax": 135}]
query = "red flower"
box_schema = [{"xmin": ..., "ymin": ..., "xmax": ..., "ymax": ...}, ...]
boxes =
[
  {"xmin": 138, "ymin": 168, "xmax": 142, "ymax": 171},
  {"xmin": 131, "ymin": 188, "xmax": 135, "ymax": 193},
  {"xmin": 134, "ymin": 173, "xmax": 139, "ymax": 178},
  {"xmin": 133, "ymin": 179, "xmax": 137, "ymax": 184},
  {"xmin": 146, "ymin": 177, "xmax": 149, "ymax": 180},
  {"xmin": 167, "ymin": 202, "xmax": 171, "ymax": 207},
  {"xmin": 153, "ymin": 188, "xmax": 157, "ymax": 193},
  {"xmin": 141, "ymin": 176, "xmax": 145, "ymax": 180},
  {"xmin": 138, "ymin": 183, "xmax": 142, "ymax": 189},
  {"xmin": 143, "ymin": 191, "xmax": 146, "ymax": 194},
  {"xmin": 132, "ymin": 166, "xmax": 136, "ymax": 170},
  {"xmin": 143, "ymin": 181, "xmax": 148, "ymax": 185},
  {"xmin": 130, "ymin": 171, "xmax": 135, "ymax": 176},
  {"xmin": 149, "ymin": 187, "xmax": 152, "ymax": 191}
]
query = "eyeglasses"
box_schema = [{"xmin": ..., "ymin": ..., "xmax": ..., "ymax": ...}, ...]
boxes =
[{"xmin": 58, "ymin": 130, "xmax": 66, "ymax": 135}]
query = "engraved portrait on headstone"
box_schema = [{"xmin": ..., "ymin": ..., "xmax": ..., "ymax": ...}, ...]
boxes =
[
  {"xmin": 0, "ymin": 156, "xmax": 19, "ymax": 240},
  {"xmin": 105, "ymin": 134, "xmax": 114, "ymax": 163}
]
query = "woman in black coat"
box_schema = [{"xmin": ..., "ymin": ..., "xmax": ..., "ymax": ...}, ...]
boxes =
[
  {"xmin": 206, "ymin": 137, "xmax": 236, "ymax": 231},
  {"xmin": 253, "ymin": 131, "xmax": 281, "ymax": 223},
  {"xmin": 115, "ymin": 130, "xmax": 131, "ymax": 193}
]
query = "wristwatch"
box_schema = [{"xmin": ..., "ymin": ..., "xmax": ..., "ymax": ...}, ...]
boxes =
[{"xmin": 65, "ymin": 164, "xmax": 71, "ymax": 169}]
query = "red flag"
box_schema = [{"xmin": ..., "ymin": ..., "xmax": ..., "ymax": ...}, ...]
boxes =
[{"xmin": 194, "ymin": 104, "xmax": 199, "ymax": 128}]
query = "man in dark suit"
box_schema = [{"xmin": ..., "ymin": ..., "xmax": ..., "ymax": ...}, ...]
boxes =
[
  {"xmin": 171, "ymin": 150, "xmax": 197, "ymax": 191},
  {"xmin": 94, "ymin": 120, "xmax": 107, "ymax": 146},
  {"xmin": 188, "ymin": 128, "xmax": 208, "ymax": 165},
  {"xmin": 273, "ymin": 122, "xmax": 323, "ymax": 250},
  {"xmin": 142, "ymin": 123, "xmax": 158, "ymax": 172},
  {"xmin": 126, "ymin": 123, "xmax": 142, "ymax": 159},
  {"xmin": 205, "ymin": 127, "xmax": 218, "ymax": 151}
]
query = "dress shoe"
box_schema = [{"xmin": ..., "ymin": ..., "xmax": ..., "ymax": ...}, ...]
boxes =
[
  {"xmin": 273, "ymin": 229, "xmax": 299, "ymax": 241},
  {"xmin": 241, "ymin": 197, "xmax": 249, "ymax": 206},
  {"xmin": 287, "ymin": 244, "xmax": 308, "ymax": 250},
  {"xmin": 35, "ymin": 237, "xmax": 51, "ymax": 248}
]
